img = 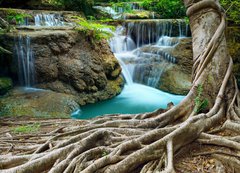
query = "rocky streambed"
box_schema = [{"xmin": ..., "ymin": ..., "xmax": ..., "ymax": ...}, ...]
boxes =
[
  {"xmin": 0, "ymin": 9, "xmax": 123, "ymax": 117},
  {"xmin": 0, "ymin": 6, "xmax": 239, "ymax": 118}
]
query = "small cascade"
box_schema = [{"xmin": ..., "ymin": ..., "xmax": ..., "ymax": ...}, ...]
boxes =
[
  {"xmin": 133, "ymin": 61, "xmax": 172, "ymax": 87},
  {"xmin": 14, "ymin": 35, "xmax": 35, "ymax": 87},
  {"xmin": 113, "ymin": 2, "xmax": 143, "ymax": 12},
  {"xmin": 34, "ymin": 14, "xmax": 65, "ymax": 26},
  {"xmin": 94, "ymin": 2, "xmax": 146, "ymax": 20},
  {"xmin": 109, "ymin": 26, "xmax": 136, "ymax": 53},
  {"xmin": 125, "ymin": 19, "xmax": 190, "ymax": 47},
  {"xmin": 117, "ymin": 58, "xmax": 133, "ymax": 85},
  {"xmin": 93, "ymin": 6, "xmax": 121, "ymax": 19},
  {"xmin": 108, "ymin": 19, "xmax": 189, "ymax": 89},
  {"xmin": 157, "ymin": 36, "xmax": 179, "ymax": 47}
]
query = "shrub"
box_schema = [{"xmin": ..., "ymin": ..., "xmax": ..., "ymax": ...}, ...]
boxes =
[
  {"xmin": 220, "ymin": 0, "xmax": 240, "ymax": 25},
  {"xmin": 142, "ymin": 0, "xmax": 186, "ymax": 18}
]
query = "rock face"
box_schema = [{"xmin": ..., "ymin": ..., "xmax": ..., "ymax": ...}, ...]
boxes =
[
  {"xmin": 158, "ymin": 65, "xmax": 192, "ymax": 95},
  {"xmin": 0, "ymin": 28, "xmax": 123, "ymax": 105},
  {"xmin": 123, "ymin": 11, "xmax": 159, "ymax": 19},
  {"xmin": 0, "ymin": 8, "xmax": 83, "ymax": 26},
  {"xmin": 137, "ymin": 37, "xmax": 193, "ymax": 95},
  {"xmin": 0, "ymin": 88, "xmax": 79, "ymax": 117}
]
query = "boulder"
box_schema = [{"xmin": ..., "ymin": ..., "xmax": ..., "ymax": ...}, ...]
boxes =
[
  {"xmin": 137, "ymin": 37, "xmax": 193, "ymax": 95},
  {"xmin": 158, "ymin": 65, "xmax": 191, "ymax": 95},
  {"xmin": 0, "ymin": 87, "xmax": 79, "ymax": 118},
  {"xmin": 0, "ymin": 28, "xmax": 123, "ymax": 105}
]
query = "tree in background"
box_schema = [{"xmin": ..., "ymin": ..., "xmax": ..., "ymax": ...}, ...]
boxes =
[
  {"xmin": 220, "ymin": 0, "xmax": 240, "ymax": 24},
  {"xmin": 142, "ymin": 0, "xmax": 186, "ymax": 18},
  {"xmin": 59, "ymin": 0, "xmax": 95, "ymax": 15}
]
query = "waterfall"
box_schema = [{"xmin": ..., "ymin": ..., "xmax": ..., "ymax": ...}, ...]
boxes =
[
  {"xmin": 34, "ymin": 14, "xmax": 64, "ymax": 26},
  {"xmin": 157, "ymin": 36, "xmax": 179, "ymax": 47},
  {"xmin": 109, "ymin": 19, "xmax": 188, "ymax": 89},
  {"xmin": 125, "ymin": 19, "xmax": 189, "ymax": 48},
  {"xmin": 94, "ymin": 2, "xmax": 144, "ymax": 20},
  {"xmin": 14, "ymin": 35, "xmax": 35, "ymax": 87}
]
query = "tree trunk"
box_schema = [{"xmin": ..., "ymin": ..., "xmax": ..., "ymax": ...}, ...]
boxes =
[{"xmin": 0, "ymin": 0, "xmax": 239, "ymax": 173}]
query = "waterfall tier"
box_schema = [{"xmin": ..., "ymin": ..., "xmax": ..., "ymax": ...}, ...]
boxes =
[
  {"xmin": 109, "ymin": 18, "xmax": 190, "ymax": 90},
  {"xmin": 124, "ymin": 19, "xmax": 190, "ymax": 47},
  {"xmin": 34, "ymin": 14, "xmax": 65, "ymax": 26},
  {"xmin": 14, "ymin": 35, "xmax": 35, "ymax": 87}
]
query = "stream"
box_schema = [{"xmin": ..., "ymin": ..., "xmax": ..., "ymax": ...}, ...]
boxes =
[{"xmin": 14, "ymin": 8, "xmax": 189, "ymax": 119}]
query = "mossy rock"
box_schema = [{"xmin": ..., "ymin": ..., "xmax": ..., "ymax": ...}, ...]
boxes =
[
  {"xmin": 0, "ymin": 77, "xmax": 12, "ymax": 95},
  {"xmin": 0, "ymin": 87, "xmax": 79, "ymax": 118}
]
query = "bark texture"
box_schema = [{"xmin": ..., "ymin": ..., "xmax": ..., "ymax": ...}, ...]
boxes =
[{"xmin": 0, "ymin": 0, "xmax": 240, "ymax": 172}]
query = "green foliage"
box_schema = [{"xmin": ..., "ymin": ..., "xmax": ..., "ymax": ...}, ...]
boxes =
[
  {"xmin": 73, "ymin": 16, "xmax": 115, "ymax": 41},
  {"xmin": 5, "ymin": 9, "xmax": 30, "ymax": 25},
  {"xmin": 102, "ymin": 151, "xmax": 109, "ymax": 157},
  {"xmin": 111, "ymin": 2, "xmax": 133, "ymax": 13},
  {"xmin": 141, "ymin": 0, "xmax": 186, "ymax": 18},
  {"xmin": 12, "ymin": 123, "xmax": 40, "ymax": 134},
  {"xmin": 58, "ymin": 0, "xmax": 95, "ymax": 15},
  {"xmin": 220, "ymin": 0, "xmax": 240, "ymax": 25},
  {"xmin": 194, "ymin": 85, "xmax": 209, "ymax": 113}
]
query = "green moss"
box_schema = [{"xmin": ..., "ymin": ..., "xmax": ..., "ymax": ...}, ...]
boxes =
[
  {"xmin": 0, "ymin": 77, "xmax": 12, "ymax": 95},
  {"xmin": 12, "ymin": 123, "xmax": 40, "ymax": 134},
  {"xmin": 1, "ymin": 8, "xmax": 31, "ymax": 25},
  {"xmin": 111, "ymin": 68, "xmax": 121, "ymax": 78},
  {"xmin": 0, "ymin": 105, "xmax": 70, "ymax": 118},
  {"xmin": 109, "ymin": 77, "xmax": 124, "ymax": 94}
]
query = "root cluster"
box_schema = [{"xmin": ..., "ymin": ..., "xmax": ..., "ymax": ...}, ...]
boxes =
[{"xmin": 1, "ymin": 0, "xmax": 240, "ymax": 172}]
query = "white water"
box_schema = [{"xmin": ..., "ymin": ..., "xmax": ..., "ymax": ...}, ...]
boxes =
[
  {"xmin": 108, "ymin": 19, "xmax": 188, "ymax": 87},
  {"xmin": 73, "ymin": 19, "xmax": 189, "ymax": 118},
  {"xmin": 34, "ymin": 14, "xmax": 65, "ymax": 26},
  {"xmin": 14, "ymin": 35, "xmax": 35, "ymax": 87},
  {"xmin": 94, "ymin": 2, "xmax": 151, "ymax": 20},
  {"xmin": 125, "ymin": 19, "xmax": 189, "ymax": 48}
]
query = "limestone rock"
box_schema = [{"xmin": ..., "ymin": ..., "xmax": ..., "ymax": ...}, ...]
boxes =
[
  {"xmin": 158, "ymin": 65, "xmax": 191, "ymax": 95},
  {"xmin": 0, "ymin": 29, "xmax": 123, "ymax": 105},
  {"xmin": 137, "ymin": 37, "xmax": 193, "ymax": 95}
]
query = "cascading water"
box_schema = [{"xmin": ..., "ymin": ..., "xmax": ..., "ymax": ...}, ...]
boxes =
[
  {"xmin": 15, "ymin": 13, "xmax": 71, "ymax": 86},
  {"xmin": 73, "ymin": 19, "xmax": 188, "ymax": 119},
  {"xmin": 14, "ymin": 35, "xmax": 35, "ymax": 87},
  {"xmin": 125, "ymin": 19, "xmax": 189, "ymax": 48},
  {"xmin": 34, "ymin": 14, "xmax": 64, "ymax": 26},
  {"xmin": 94, "ymin": 2, "xmax": 151, "ymax": 20},
  {"xmin": 109, "ymin": 18, "xmax": 189, "ymax": 88}
]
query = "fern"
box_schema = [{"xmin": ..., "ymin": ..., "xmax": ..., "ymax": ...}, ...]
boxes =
[
  {"xmin": 72, "ymin": 16, "xmax": 115, "ymax": 41},
  {"xmin": 194, "ymin": 84, "xmax": 209, "ymax": 113}
]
